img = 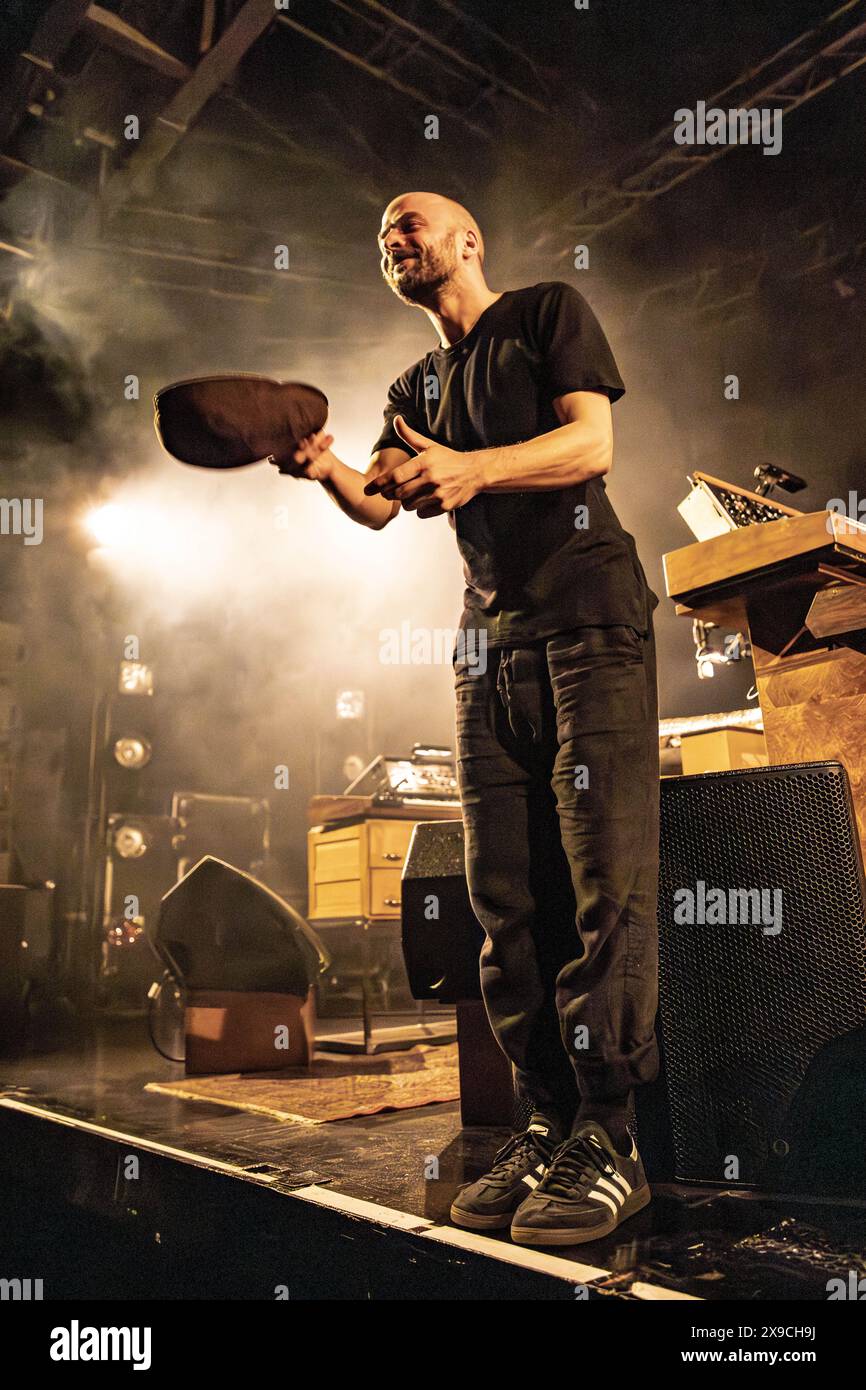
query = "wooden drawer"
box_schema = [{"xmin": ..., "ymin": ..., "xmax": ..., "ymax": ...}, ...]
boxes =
[
  {"xmin": 367, "ymin": 819, "xmax": 415, "ymax": 868},
  {"xmin": 310, "ymin": 877, "xmax": 363, "ymax": 920},
  {"xmin": 310, "ymin": 828, "xmax": 360, "ymax": 884},
  {"xmin": 369, "ymin": 867, "xmax": 403, "ymax": 917}
]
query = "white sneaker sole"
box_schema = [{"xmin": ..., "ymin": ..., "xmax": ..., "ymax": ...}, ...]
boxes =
[
  {"xmin": 511, "ymin": 1183, "xmax": 651, "ymax": 1246},
  {"xmin": 449, "ymin": 1203, "xmax": 515, "ymax": 1231}
]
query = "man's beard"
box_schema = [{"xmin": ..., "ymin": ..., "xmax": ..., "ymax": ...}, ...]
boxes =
[{"xmin": 383, "ymin": 232, "xmax": 459, "ymax": 303}]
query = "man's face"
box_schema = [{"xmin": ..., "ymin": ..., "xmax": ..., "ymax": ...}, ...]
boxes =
[{"xmin": 378, "ymin": 200, "xmax": 461, "ymax": 304}]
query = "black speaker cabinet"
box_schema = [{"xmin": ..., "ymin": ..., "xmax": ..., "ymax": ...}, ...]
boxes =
[
  {"xmin": 401, "ymin": 820, "xmax": 484, "ymax": 1003},
  {"xmin": 651, "ymin": 759, "xmax": 866, "ymax": 1194},
  {"xmin": 402, "ymin": 821, "xmax": 518, "ymax": 1127},
  {"xmin": 153, "ymin": 855, "xmax": 328, "ymax": 995},
  {"xmin": 0, "ymin": 883, "xmax": 55, "ymax": 1053}
]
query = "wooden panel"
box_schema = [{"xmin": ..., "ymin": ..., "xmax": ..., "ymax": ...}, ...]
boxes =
[
  {"xmin": 367, "ymin": 819, "xmax": 415, "ymax": 867},
  {"xmin": 307, "ymin": 794, "xmax": 460, "ymax": 826},
  {"xmin": 310, "ymin": 878, "xmax": 363, "ymax": 921},
  {"xmin": 184, "ymin": 989, "xmax": 314, "ymax": 1075},
  {"xmin": 310, "ymin": 829, "xmax": 359, "ymax": 883},
  {"xmin": 752, "ymin": 641, "xmax": 866, "ymax": 865},
  {"xmin": 664, "ymin": 511, "xmax": 866, "ymax": 606},
  {"xmin": 806, "ymin": 582, "xmax": 866, "ymax": 638},
  {"xmin": 308, "ymin": 814, "xmax": 455, "ymax": 921},
  {"xmin": 369, "ymin": 868, "xmax": 403, "ymax": 918},
  {"xmin": 680, "ymin": 728, "xmax": 768, "ymax": 776}
]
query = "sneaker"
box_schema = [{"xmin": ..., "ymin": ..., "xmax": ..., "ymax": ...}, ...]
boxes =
[
  {"xmin": 510, "ymin": 1120, "xmax": 651, "ymax": 1246},
  {"xmin": 450, "ymin": 1118, "xmax": 559, "ymax": 1231}
]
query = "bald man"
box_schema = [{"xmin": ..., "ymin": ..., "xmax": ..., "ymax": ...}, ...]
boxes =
[{"xmin": 279, "ymin": 191, "xmax": 660, "ymax": 1247}]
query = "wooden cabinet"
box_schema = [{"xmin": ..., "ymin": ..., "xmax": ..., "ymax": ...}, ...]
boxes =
[
  {"xmin": 307, "ymin": 817, "xmax": 417, "ymax": 921},
  {"xmin": 664, "ymin": 507, "xmax": 866, "ymax": 861}
]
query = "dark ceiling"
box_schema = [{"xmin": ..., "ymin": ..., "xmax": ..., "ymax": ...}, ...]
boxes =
[{"xmin": 3, "ymin": 0, "xmax": 866, "ymax": 354}]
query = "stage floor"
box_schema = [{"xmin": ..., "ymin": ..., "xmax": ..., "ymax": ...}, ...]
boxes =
[{"xmin": 1, "ymin": 1018, "xmax": 864, "ymax": 1301}]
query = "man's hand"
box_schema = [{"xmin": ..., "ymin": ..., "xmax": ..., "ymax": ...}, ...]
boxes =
[
  {"xmin": 269, "ymin": 429, "xmax": 335, "ymax": 480},
  {"xmin": 363, "ymin": 416, "xmax": 484, "ymax": 518}
]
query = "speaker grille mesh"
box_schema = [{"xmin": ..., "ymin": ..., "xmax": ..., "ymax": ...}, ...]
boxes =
[{"xmin": 658, "ymin": 761, "xmax": 866, "ymax": 1185}]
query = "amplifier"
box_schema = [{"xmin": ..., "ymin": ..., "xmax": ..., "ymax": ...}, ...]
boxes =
[
  {"xmin": 402, "ymin": 769, "xmax": 866, "ymax": 1180},
  {"xmin": 171, "ymin": 791, "xmax": 269, "ymax": 878},
  {"xmin": 653, "ymin": 759, "xmax": 866, "ymax": 1192},
  {"xmin": 345, "ymin": 744, "xmax": 459, "ymax": 809}
]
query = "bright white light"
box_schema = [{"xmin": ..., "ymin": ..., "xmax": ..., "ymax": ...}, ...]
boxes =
[
  {"xmin": 85, "ymin": 503, "xmax": 135, "ymax": 548},
  {"xmin": 83, "ymin": 500, "xmax": 186, "ymax": 566}
]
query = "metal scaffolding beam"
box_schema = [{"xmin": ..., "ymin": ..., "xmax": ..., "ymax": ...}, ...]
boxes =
[
  {"xmin": 351, "ymin": 0, "xmax": 554, "ymax": 118},
  {"xmin": 275, "ymin": 9, "xmax": 490, "ymax": 141},
  {"xmin": 532, "ymin": 0, "xmax": 866, "ymax": 251},
  {"xmin": 81, "ymin": 5, "xmax": 192, "ymax": 83},
  {"xmin": 628, "ymin": 198, "xmax": 866, "ymax": 329},
  {"xmin": 0, "ymin": 0, "xmax": 91, "ymax": 148},
  {"xmin": 90, "ymin": 0, "xmax": 279, "ymax": 216}
]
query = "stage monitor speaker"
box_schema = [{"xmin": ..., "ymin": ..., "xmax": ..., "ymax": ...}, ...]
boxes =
[
  {"xmin": 152, "ymin": 855, "xmax": 329, "ymax": 996},
  {"xmin": 401, "ymin": 820, "xmax": 484, "ymax": 1003},
  {"xmin": 653, "ymin": 759, "xmax": 866, "ymax": 1193}
]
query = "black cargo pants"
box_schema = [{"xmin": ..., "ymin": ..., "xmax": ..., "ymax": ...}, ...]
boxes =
[{"xmin": 454, "ymin": 619, "xmax": 660, "ymax": 1121}]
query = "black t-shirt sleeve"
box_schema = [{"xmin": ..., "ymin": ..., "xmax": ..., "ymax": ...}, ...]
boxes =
[
  {"xmin": 370, "ymin": 365, "xmax": 424, "ymax": 456},
  {"xmin": 536, "ymin": 282, "xmax": 625, "ymax": 404}
]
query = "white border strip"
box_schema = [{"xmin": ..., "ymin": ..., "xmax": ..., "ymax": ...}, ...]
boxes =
[
  {"xmin": 0, "ymin": 1096, "xmax": 278, "ymax": 1183},
  {"xmin": 420, "ymin": 1225, "xmax": 609, "ymax": 1283},
  {"xmin": 629, "ymin": 1280, "xmax": 699, "ymax": 1301},
  {"xmin": 290, "ymin": 1183, "xmax": 434, "ymax": 1231}
]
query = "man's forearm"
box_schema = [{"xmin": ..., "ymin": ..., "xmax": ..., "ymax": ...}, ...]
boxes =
[
  {"xmin": 476, "ymin": 420, "xmax": 612, "ymax": 492},
  {"xmin": 319, "ymin": 453, "xmax": 396, "ymax": 528}
]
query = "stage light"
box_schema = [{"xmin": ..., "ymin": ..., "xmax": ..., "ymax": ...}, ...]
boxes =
[
  {"xmin": 336, "ymin": 689, "xmax": 365, "ymax": 720},
  {"xmin": 104, "ymin": 918, "xmax": 145, "ymax": 948},
  {"xmin": 112, "ymin": 822, "xmax": 151, "ymax": 859},
  {"xmin": 118, "ymin": 661, "xmax": 154, "ymax": 697},
  {"xmin": 85, "ymin": 503, "xmax": 136, "ymax": 548},
  {"xmin": 83, "ymin": 501, "xmax": 183, "ymax": 566},
  {"xmin": 112, "ymin": 736, "xmax": 152, "ymax": 770}
]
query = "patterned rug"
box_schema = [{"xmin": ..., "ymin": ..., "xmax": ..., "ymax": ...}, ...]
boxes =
[{"xmin": 145, "ymin": 1042, "xmax": 460, "ymax": 1124}]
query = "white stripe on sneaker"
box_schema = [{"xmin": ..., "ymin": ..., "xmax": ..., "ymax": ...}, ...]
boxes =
[
  {"xmin": 585, "ymin": 1188, "xmax": 620, "ymax": 1218},
  {"xmin": 521, "ymin": 1161, "xmax": 547, "ymax": 1190},
  {"xmin": 603, "ymin": 1171, "xmax": 632, "ymax": 1198},
  {"xmin": 596, "ymin": 1174, "xmax": 630, "ymax": 1202}
]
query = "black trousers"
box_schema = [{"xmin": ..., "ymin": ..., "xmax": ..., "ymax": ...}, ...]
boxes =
[{"xmin": 454, "ymin": 620, "xmax": 660, "ymax": 1120}]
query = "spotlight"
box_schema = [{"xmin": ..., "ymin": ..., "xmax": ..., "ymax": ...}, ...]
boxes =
[
  {"xmin": 336, "ymin": 689, "xmax": 365, "ymax": 720},
  {"xmin": 112, "ymin": 822, "xmax": 151, "ymax": 859},
  {"xmin": 85, "ymin": 503, "xmax": 136, "ymax": 548},
  {"xmin": 118, "ymin": 661, "xmax": 154, "ymax": 697},
  {"xmin": 112, "ymin": 736, "xmax": 152, "ymax": 770},
  {"xmin": 342, "ymin": 753, "xmax": 366, "ymax": 785},
  {"xmin": 104, "ymin": 918, "xmax": 145, "ymax": 948}
]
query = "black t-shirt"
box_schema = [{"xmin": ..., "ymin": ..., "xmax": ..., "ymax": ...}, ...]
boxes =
[{"xmin": 371, "ymin": 280, "xmax": 658, "ymax": 648}]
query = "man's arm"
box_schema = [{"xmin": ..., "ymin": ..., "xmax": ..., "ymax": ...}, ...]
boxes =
[
  {"xmin": 478, "ymin": 390, "xmax": 613, "ymax": 491},
  {"xmin": 366, "ymin": 391, "xmax": 614, "ymax": 516},
  {"xmin": 271, "ymin": 431, "xmax": 405, "ymax": 529}
]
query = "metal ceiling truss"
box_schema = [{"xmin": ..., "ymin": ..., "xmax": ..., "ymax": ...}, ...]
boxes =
[
  {"xmin": 629, "ymin": 185, "xmax": 866, "ymax": 329},
  {"xmin": 532, "ymin": 0, "xmax": 866, "ymax": 252}
]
